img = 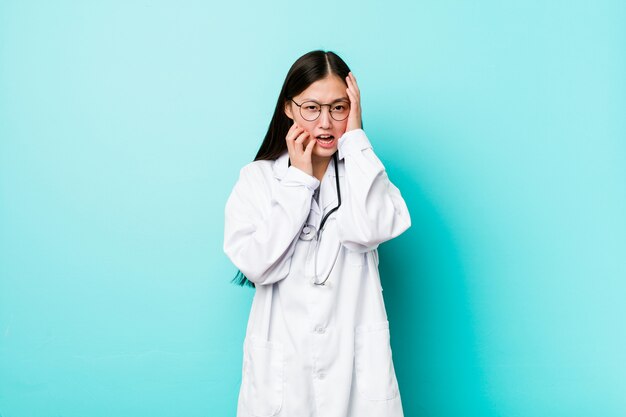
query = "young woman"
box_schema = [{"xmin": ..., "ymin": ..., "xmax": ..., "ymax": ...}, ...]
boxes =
[{"xmin": 223, "ymin": 50, "xmax": 411, "ymax": 417}]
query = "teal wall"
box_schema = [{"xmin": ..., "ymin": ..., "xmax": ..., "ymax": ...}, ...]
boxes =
[{"xmin": 1, "ymin": 1, "xmax": 625, "ymax": 416}]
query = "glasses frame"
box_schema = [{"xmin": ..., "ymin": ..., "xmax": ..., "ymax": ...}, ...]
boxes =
[{"xmin": 289, "ymin": 98, "xmax": 351, "ymax": 122}]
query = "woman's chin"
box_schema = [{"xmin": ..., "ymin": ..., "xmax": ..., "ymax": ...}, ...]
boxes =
[{"xmin": 312, "ymin": 146, "xmax": 337, "ymax": 159}]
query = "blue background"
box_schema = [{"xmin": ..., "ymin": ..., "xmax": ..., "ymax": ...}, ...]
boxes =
[{"xmin": 1, "ymin": 1, "xmax": 625, "ymax": 416}]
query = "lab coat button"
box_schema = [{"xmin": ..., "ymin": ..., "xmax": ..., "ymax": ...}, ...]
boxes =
[
  {"xmin": 317, "ymin": 372, "xmax": 326, "ymax": 380},
  {"xmin": 300, "ymin": 224, "xmax": 317, "ymax": 241},
  {"xmin": 314, "ymin": 326, "xmax": 326, "ymax": 334}
]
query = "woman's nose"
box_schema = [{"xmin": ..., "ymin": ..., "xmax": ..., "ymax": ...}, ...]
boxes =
[{"xmin": 318, "ymin": 108, "xmax": 332, "ymax": 128}]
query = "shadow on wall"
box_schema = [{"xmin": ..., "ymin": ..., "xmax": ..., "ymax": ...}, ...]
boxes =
[{"xmin": 378, "ymin": 149, "xmax": 488, "ymax": 415}]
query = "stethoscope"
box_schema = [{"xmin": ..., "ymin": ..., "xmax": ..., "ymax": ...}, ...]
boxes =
[{"xmin": 288, "ymin": 152, "xmax": 342, "ymax": 286}]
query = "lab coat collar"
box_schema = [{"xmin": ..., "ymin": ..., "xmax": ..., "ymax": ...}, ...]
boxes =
[{"xmin": 273, "ymin": 151, "xmax": 342, "ymax": 213}]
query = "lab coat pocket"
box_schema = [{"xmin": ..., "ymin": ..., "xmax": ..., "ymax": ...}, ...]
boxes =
[
  {"xmin": 354, "ymin": 321, "xmax": 399, "ymax": 401},
  {"xmin": 242, "ymin": 335, "xmax": 284, "ymax": 417}
]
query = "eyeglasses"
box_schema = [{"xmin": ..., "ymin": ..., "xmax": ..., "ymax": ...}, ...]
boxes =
[{"xmin": 289, "ymin": 98, "xmax": 350, "ymax": 121}]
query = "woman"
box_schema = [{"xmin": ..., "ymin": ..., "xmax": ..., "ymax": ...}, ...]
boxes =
[{"xmin": 223, "ymin": 50, "xmax": 411, "ymax": 417}]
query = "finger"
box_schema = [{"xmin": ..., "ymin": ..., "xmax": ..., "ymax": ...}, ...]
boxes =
[
  {"xmin": 345, "ymin": 75, "xmax": 353, "ymax": 89},
  {"xmin": 346, "ymin": 86, "xmax": 357, "ymax": 104},
  {"xmin": 349, "ymin": 72, "xmax": 360, "ymax": 94},
  {"xmin": 346, "ymin": 85, "xmax": 360, "ymax": 107},
  {"xmin": 346, "ymin": 76, "xmax": 359, "ymax": 99},
  {"xmin": 295, "ymin": 131, "xmax": 308, "ymax": 152},
  {"xmin": 295, "ymin": 131, "xmax": 308, "ymax": 144},
  {"xmin": 286, "ymin": 125, "xmax": 301, "ymax": 155},
  {"xmin": 285, "ymin": 133, "xmax": 294, "ymax": 154},
  {"xmin": 287, "ymin": 125, "xmax": 303, "ymax": 142},
  {"xmin": 304, "ymin": 135, "xmax": 316, "ymax": 156}
]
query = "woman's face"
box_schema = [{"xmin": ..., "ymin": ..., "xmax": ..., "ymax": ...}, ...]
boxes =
[{"xmin": 284, "ymin": 74, "xmax": 349, "ymax": 160}]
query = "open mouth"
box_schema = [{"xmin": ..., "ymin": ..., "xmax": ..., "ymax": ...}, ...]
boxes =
[{"xmin": 315, "ymin": 135, "xmax": 336, "ymax": 148}]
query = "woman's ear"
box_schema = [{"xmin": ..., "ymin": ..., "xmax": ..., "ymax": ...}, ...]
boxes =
[{"xmin": 284, "ymin": 101, "xmax": 294, "ymax": 120}]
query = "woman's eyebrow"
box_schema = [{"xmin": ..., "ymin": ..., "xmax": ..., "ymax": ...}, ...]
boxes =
[{"xmin": 303, "ymin": 97, "xmax": 349, "ymax": 102}]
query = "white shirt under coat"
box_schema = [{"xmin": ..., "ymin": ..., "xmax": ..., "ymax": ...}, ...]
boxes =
[{"xmin": 224, "ymin": 128, "xmax": 411, "ymax": 417}]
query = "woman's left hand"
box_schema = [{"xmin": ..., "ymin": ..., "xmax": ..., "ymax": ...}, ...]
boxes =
[{"xmin": 345, "ymin": 71, "xmax": 362, "ymax": 132}]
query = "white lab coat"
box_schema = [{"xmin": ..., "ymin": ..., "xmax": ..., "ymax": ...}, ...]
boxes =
[{"xmin": 224, "ymin": 128, "xmax": 411, "ymax": 417}]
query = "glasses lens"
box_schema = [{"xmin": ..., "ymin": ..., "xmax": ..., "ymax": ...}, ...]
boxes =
[
  {"xmin": 300, "ymin": 101, "xmax": 321, "ymax": 121},
  {"xmin": 330, "ymin": 101, "xmax": 350, "ymax": 121}
]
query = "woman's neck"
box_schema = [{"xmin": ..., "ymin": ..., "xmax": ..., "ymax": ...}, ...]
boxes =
[{"xmin": 311, "ymin": 155, "xmax": 331, "ymax": 182}]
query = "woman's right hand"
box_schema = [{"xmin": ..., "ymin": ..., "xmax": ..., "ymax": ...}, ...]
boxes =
[{"xmin": 285, "ymin": 123, "xmax": 316, "ymax": 177}]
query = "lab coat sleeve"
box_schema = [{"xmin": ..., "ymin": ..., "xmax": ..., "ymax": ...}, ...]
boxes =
[
  {"xmin": 223, "ymin": 162, "xmax": 320, "ymax": 285},
  {"xmin": 336, "ymin": 129, "xmax": 411, "ymax": 252}
]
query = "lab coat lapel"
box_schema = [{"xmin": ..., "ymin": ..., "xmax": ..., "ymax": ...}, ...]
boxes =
[{"xmin": 319, "ymin": 156, "xmax": 343, "ymax": 214}]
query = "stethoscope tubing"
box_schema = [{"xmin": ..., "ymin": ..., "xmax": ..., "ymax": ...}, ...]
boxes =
[{"xmin": 288, "ymin": 152, "xmax": 342, "ymax": 286}]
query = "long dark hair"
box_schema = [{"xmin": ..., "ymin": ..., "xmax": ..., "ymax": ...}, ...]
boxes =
[{"xmin": 231, "ymin": 50, "xmax": 352, "ymax": 288}]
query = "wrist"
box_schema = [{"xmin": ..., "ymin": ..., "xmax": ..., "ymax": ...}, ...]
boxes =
[
  {"xmin": 291, "ymin": 161, "xmax": 313, "ymax": 177},
  {"xmin": 284, "ymin": 165, "xmax": 319, "ymax": 190},
  {"xmin": 338, "ymin": 129, "xmax": 370, "ymax": 160}
]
